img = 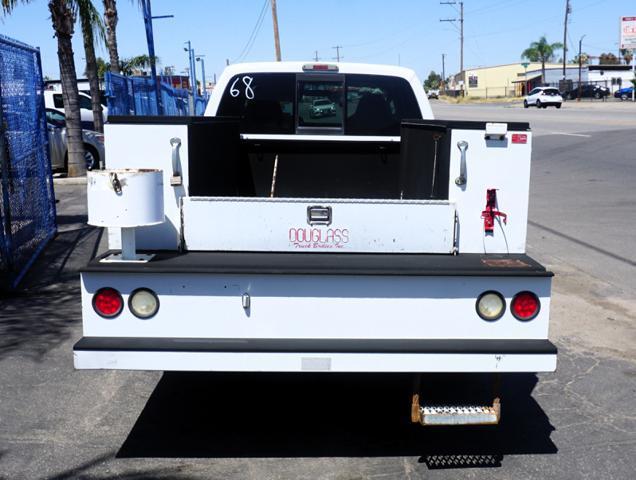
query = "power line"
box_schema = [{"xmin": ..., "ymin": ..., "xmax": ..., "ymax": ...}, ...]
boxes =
[{"xmin": 232, "ymin": 0, "xmax": 269, "ymax": 63}]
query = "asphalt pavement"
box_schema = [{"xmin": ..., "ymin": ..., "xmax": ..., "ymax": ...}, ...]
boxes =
[{"xmin": 0, "ymin": 101, "xmax": 635, "ymax": 479}]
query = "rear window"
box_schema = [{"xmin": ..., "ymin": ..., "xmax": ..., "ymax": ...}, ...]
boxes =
[
  {"xmin": 543, "ymin": 88, "xmax": 560, "ymax": 96},
  {"xmin": 217, "ymin": 73, "xmax": 296, "ymax": 134},
  {"xmin": 217, "ymin": 72, "xmax": 422, "ymax": 135}
]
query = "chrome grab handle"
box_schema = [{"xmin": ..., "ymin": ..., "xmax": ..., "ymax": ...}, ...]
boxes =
[
  {"xmin": 455, "ymin": 140, "xmax": 468, "ymax": 186},
  {"xmin": 169, "ymin": 137, "xmax": 182, "ymax": 186}
]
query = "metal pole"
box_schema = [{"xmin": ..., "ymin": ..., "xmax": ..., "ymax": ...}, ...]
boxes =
[
  {"xmin": 190, "ymin": 48, "xmax": 197, "ymax": 96},
  {"xmin": 578, "ymin": 35, "xmax": 585, "ymax": 102},
  {"xmin": 196, "ymin": 56, "xmax": 206, "ymax": 98},
  {"xmin": 141, "ymin": 0, "xmax": 169, "ymax": 115},
  {"xmin": 442, "ymin": 53, "xmax": 446, "ymax": 93}
]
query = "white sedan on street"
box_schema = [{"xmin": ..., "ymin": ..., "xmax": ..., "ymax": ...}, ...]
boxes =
[{"xmin": 524, "ymin": 87, "xmax": 562, "ymax": 109}]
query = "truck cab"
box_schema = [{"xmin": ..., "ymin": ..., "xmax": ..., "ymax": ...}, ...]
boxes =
[{"xmin": 75, "ymin": 62, "xmax": 556, "ymax": 426}]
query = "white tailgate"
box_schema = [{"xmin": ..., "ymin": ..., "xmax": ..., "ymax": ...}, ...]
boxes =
[{"xmin": 183, "ymin": 197, "xmax": 456, "ymax": 253}]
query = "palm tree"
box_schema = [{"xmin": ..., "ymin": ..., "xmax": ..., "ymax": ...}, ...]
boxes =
[
  {"xmin": 521, "ymin": 36, "xmax": 564, "ymax": 85},
  {"xmin": 119, "ymin": 54, "xmax": 158, "ymax": 75},
  {"xmin": 77, "ymin": 0, "xmax": 105, "ymax": 133},
  {"xmin": 2, "ymin": 0, "xmax": 86, "ymax": 177},
  {"xmin": 102, "ymin": 0, "xmax": 120, "ymax": 73}
]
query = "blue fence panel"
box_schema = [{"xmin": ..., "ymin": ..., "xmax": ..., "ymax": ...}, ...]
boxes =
[
  {"xmin": 106, "ymin": 72, "xmax": 208, "ymax": 117},
  {"xmin": 0, "ymin": 34, "xmax": 57, "ymax": 289}
]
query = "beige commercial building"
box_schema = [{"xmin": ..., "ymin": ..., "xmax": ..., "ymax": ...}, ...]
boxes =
[{"xmin": 448, "ymin": 62, "xmax": 563, "ymax": 97}]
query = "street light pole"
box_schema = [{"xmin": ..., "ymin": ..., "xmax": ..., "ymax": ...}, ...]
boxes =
[
  {"xmin": 184, "ymin": 41, "xmax": 197, "ymax": 99},
  {"xmin": 196, "ymin": 56, "xmax": 206, "ymax": 99}
]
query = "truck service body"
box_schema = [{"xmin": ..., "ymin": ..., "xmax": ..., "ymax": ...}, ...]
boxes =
[{"xmin": 75, "ymin": 62, "xmax": 555, "ymax": 424}]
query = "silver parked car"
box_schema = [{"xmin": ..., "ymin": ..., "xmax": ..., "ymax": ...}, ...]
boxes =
[{"xmin": 46, "ymin": 109, "xmax": 105, "ymax": 171}]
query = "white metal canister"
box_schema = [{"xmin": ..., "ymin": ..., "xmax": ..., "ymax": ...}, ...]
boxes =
[{"xmin": 87, "ymin": 169, "xmax": 164, "ymax": 228}]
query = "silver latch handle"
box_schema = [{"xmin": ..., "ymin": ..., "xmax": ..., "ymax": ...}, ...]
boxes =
[
  {"xmin": 307, "ymin": 206, "xmax": 332, "ymax": 226},
  {"xmin": 170, "ymin": 137, "xmax": 182, "ymax": 186},
  {"xmin": 109, "ymin": 172, "xmax": 122, "ymax": 194},
  {"xmin": 455, "ymin": 141, "xmax": 468, "ymax": 186}
]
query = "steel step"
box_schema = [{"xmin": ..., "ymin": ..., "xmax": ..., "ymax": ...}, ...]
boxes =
[{"xmin": 411, "ymin": 395, "xmax": 500, "ymax": 426}]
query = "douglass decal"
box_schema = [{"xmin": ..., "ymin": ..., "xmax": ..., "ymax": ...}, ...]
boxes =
[{"xmin": 289, "ymin": 227, "xmax": 350, "ymax": 249}]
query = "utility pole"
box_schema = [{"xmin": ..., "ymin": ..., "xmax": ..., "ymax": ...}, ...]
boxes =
[
  {"xmin": 440, "ymin": 2, "xmax": 464, "ymax": 94},
  {"xmin": 141, "ymin": 0, "xmax": 173, "ymax": 115},
  {"xmin": 332, "ymin": 45, "xmax": 343, "ymax": 62},
  {"xmin": 314, "ymin": 50, "xmax": 320, "ymax": 61},
  {"xmin": 196, "ymin": 55, "xmax": 206, "ymax": 99},
  {"xmin": 271, "ymin": 0, "xmax": 282, "ymax": 61},
  {"xmin": 441, "ymin": 53, "xmax": 446, "ymax": 93},
  {"xmin": 562, "ymin": 0, "xmax": 571, "ymax": 78},
  {"xmin": 577, "ymin": 34, "xmax": 585, "ymax": 102},
  {"xmin": 184, "ymin": 41, "xmax": 197, "ymax": 101}
]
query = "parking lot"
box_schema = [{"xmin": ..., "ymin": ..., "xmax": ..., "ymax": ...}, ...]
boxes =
[{"xmin": 1, "ymin": 101, "xmax": 635, "ymax": 479}]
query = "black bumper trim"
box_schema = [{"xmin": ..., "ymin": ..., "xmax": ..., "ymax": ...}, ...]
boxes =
[
  {"xmin": 82, "ymin": 252, "xmax": 553, "ymax": 277},
  {"xmin": 74, "ymin": 337, "xmax": 557, "ymax": 355}
]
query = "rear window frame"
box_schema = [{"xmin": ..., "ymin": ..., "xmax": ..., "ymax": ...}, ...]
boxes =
[{"xmin": 217, "ymin": 72, "xmax": 422, "ymax": 136}]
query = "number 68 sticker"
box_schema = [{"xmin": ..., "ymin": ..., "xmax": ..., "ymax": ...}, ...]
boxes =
[{"xmin": 230, "ymin": 76, "xmax": 255, "ymax": 99}]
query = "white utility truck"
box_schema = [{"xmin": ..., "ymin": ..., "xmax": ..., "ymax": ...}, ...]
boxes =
[{"xmin": 75, "ymin": 62, "xmax": 556, "ymax": 426}]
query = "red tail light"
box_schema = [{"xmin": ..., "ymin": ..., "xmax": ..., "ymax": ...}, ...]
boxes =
[
  {"xmin": 511, "ymin": 291, "xmax": 540, "ymax": 321},
  {"xmin": 93, "ymin": 287, "xmax": 124, "ymax": 318}
]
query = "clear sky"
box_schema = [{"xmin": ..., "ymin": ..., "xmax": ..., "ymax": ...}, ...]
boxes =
[{"xmin": 0, "ymin": 0, "xmax": 631, "ymax": 82}]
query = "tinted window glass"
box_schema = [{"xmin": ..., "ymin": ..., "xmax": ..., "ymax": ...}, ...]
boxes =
[
  {"xmin": 543, "ymin": 88, "xmax": 560, "ymax": 96},
  {"xmin": 79, "ymin": 95, "xmax": 92, "ymax": 109},
  {"xmin": 346, "ymin": 75, "xmax": 421, "ymax": 135},
  {"xmin": 53, "ymin": 94, "xmax": 64, "ymax": 108},
  {"xmin": 297, "ymin": 77, "xmax": 344, "ymax": 130},
  {"xmin": 217, "ymin": 72, "xmax": 422, "ymax": 136},
  {"xmin": 217, "ymin": 73, "xmax": 295, "ymax": 134},
  {"xmin": 46, "ymin": 109, "xmax": 66, "ymax": 127}
]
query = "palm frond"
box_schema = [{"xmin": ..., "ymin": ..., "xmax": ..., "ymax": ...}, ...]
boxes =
[
  {"xmin": 1, "ymin": 0, "xmax": 32, "ymax": 15},
  {"xmin": 76, "ymin": 0, "xmax": 106, "ymax": 45}
]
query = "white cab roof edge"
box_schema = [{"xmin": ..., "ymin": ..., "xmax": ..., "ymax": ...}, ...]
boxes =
[{"xmin": 205, "ymin": 61, "xmax": 433, "ymax": 120}]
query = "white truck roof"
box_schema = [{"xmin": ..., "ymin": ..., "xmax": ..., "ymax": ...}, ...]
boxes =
[{"xmin": 205, "ymin": 61, "xmax": 433, "ymax": 120}]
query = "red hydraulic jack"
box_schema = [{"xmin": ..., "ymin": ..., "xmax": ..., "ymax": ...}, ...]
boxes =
[{"xmin": 481, "ymin": 189, "xmax": 507, "ymax": 234}]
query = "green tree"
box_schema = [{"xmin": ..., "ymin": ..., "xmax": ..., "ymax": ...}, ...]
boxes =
[
  {"xmin": 521, "ymin": 36, "xmax": 563, "ymax": 84},
  {"xmin": 598, "ymin": 52, "xmax": 620, "ymax": 65},
  {"xmin": 77, "ymin": 0, "xmax": 105, "ymax": 132},
  {"xmin": 424, "ymin": 71, "xmax": 442, "ymax": 90},
  {"xmin": 119, "ymin": 55, "xmax": 159, "ymax": 76},
  {"xmin": 94, "ymin": 57, "xmax": 109, "ymax": 79},
  {"xmin": 2, "ymin": 0, "xmax": 86, "ymax": 177}
]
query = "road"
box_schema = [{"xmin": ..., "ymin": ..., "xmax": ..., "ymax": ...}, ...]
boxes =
[{"xmin": 1, "ymin": 102, "xmax": 635, "ymax": 479}]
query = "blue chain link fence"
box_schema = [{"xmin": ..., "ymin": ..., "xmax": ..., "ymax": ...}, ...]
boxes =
[
  {"xmin": 0, "ymin": 34, "xmax": 57, "ymax": 290},
  {"xmin": 105, "ymin": 72, "xmax": 208, "ymax": 116}
]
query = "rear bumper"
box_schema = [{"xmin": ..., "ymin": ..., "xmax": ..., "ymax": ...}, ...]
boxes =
[{"xmin": 73, "ymin": 338, "xmax": 557, "ymax": 373}]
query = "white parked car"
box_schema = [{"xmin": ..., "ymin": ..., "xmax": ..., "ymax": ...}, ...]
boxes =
[
  {"xmin": 524, "ymin": 87, "xmax": 562, "ymax": 109},
  {"xmin": 44, "ymin": 90, "xmax": 108, "ymax": 130}
]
